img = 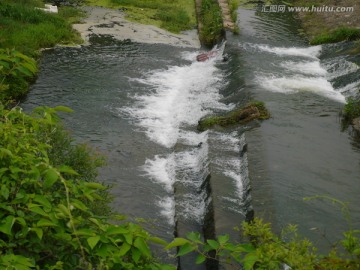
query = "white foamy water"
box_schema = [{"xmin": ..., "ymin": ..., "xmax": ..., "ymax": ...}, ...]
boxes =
[
  {"xmin": 142, "ymin": 154, "xmax": 175, "ymax": 193},
  {"xmin": 123, "ymin": 45, "xmax": 233, "ymax": 225},
  {"xmin": 177, "ymin": 191, "xmax": 209, "ymax": 223},
  {"xmin": 257, "ymin": 44, "xmax": 322, "ymax": 59},
  {"xmin": 280, "ymin": 61, "xmax": 327, "ymax": 76},
  {"xmin": 323, "ymin": 57, "xmax": 359, "ymax": 80},
  {"xmin": 142, "ymin": 143, "xmax": 209, "ymax": 224},
  {"xmin": 178, "ymin": 130, "xmax": 208, "ymax": 146},
  {"xmin": 257, "ymin": 75, "xmax": 346, "ymax": 103},
  {"xmin": 211, "ymin": 132, "xmax": 250, "ymax": 203},
  {"xmin": 338, "ymin": 80, "xmax": 360, "ymax": 96},
  {"xmin": 158, "ymin": 196, "xmax": 175, "ymax": 226},
  {"xmin": 239, "ymin": 42, "xmax": 322, "ymax": 59},
  {"xmin": 242, "ymin": 42, "xmax": 348, "ymax": 102},
  {"xmin": 124, "ymin": 61, "xmax": 231, "ymax": 148}
]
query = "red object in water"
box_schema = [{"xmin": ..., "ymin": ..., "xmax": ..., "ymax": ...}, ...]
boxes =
[{"xmin": 196, "ymin": 51, "xmax": 217, "ymax": 62}]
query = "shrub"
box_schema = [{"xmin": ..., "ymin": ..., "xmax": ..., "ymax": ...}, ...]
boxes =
[
  {"xmin": 0, "ymin": 49, "xmax": 37, "ymax": 103},
  {"xmin": 0, "ymin": 106, "xmax": 174, "ymax": 269},
  {"xmin": 166, "ymin": 216, "xmax": 360, "ymax": 269},
  {"xmin": 343, "ymin": 96, "xmax": 360, "ymax": 124}
]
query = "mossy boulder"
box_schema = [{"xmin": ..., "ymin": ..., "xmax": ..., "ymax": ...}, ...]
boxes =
[{"xmin": 198, "ymin": 101, "xmax": 270, "ymax": 131}]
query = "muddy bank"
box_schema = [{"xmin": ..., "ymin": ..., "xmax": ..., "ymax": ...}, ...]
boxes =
[{"xmin": 73, "ymin": 6, "xmax": 201, "ymax": 48}]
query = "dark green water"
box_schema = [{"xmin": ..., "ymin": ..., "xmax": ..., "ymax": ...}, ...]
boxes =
[
  {"xmin": 22, "ymin": 6, "xmax": 360, "ymax": 268},
  {"xmin": 232, "ymin": 8, "xmax": 360, "ymax": 252}
]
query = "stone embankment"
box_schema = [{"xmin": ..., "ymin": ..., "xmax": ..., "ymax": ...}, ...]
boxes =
[{"xmin": 218, "ymin": 0, "xmax": 235, "ymax": 30}]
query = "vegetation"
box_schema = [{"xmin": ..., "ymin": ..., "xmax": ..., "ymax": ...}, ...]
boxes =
[
  {"xmin": 167, "ymin": 197, "xmax": 360, "ymax": 270},
  {"xmin": 343, "ymin": 94, "xmax": 360, "ymax": 124},
  {"xmin": 1, "ymin": 1, "xmax": 359, "ymax": 269},
  {"xmin": 0, "ymin": 105, "xmax": 175, "ymax": 270},
  {"xmin": 310, "ymin": 27, "xmax": 360, "ymax": 45},
  {"xmin": 228, "ymin": 0, "xmax": 240, "ymax": 34},
  {"xmin": 291, "ymin": 0, "xmax": 360, "ymax": 45},
  {"xmin": 0, "ymin": 0, "xmax": 83, "ymax": 57},
  {"xmin": 199, "ymin": 0, "xmax": 224, "ymax": 47},
  {"xmin": 86, "ymin": 0, "xmax": 196, "ymax": 34},
  {"xmin": 0, "ymin": 49, "xmax": 38, "ymax": 103},
  {"xmin": 0, "ymin": 0, "xmax": 84, "ymax": 103},
  {"xmin": 198, "ymin": 101, "xmax": 270, "ymax": 131},
  {"xmin": 228, "ymin": 0, "xmax": 239, "ymax": 24}
]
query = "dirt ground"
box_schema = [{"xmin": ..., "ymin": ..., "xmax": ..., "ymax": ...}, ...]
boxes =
[
  {"xmin": 72, "ymin": 6, "xmax": 200, "ymax": 48},
  {"xmin": 293, "ymin": 0, "xmax": 360, "ymax": 40}
]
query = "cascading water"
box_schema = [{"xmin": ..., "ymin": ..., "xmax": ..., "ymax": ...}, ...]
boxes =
[
  {"xmin": 21, "ymin": 3, "xmax": 360, "ymax": 268},
  {"xmin": 120, "ymin": 41, "xmax": 254, "ymax": 236},
  {"xmin": 231, "ymin": 6, "xmax": 360, "ymax": 253}
]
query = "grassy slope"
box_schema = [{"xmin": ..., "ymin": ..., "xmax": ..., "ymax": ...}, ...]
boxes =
[
  {"xmin": 291, "ymin": 0, "xmax": 360, "ymax": 45},
  {"xmin": 0, "ymin": 0, "xmax": 84, "ymax": 57},
  {"xmin": 86, "ymin": 0, "xmax": 197, "ymax": 33},
  {"xmin": 0, "ymin": 0, "xmax": 84, "ymax": 103}
]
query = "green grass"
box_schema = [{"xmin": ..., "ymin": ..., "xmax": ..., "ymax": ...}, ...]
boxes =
[
  {"xmin": 199, "ymin": 0, "xmax": 224, "ymax": 47},
  {"xmin": 311, "ymin": 27, "xmax": 360, "ymax": 45},
  {"xmin": 228, "ymin": 0, "xmax": 239, "ymax": 23},
  {"xmin": 0, "ymin": 1, "xmax": 83, "ymax": 57},
  {"xmin": 87, "ymin": 0, "xmax": 196, "ymax": 33},
  {"xmin": 0, "ymin": 0, "xmax": 84, "ymax": 102},
  {"xmin": 343, "ymin": 96, "xmax": 360, "ymax": 121}
]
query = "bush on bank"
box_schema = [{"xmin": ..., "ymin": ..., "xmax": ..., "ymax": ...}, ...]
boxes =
[
  {"xmin": 0, "ymin": 105, "xmax": 174, "ymax": 270},
  {"xmin": 343, "ymin": 94, "xmax": 360, "ymax": 125},
  {"xmin": 0, "ymin": 49, "xmax": 38, "ymax": 104},
  {"xmin": 166, "ymin": 216, "xmax": 360, "ymax": 270}
]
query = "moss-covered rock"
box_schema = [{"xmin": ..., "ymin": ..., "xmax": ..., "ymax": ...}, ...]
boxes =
[{"xmin": 198, "ymin": 101, "xmax": 270, "ymax": 131}]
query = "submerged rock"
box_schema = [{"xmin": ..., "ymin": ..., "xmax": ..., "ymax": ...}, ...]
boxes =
[{"xmin": 198, "ymin": 101, "xmax": 270, "ymax": 131}]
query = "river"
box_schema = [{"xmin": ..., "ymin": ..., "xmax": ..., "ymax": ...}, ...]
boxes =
[{"xmin": 22, "ymin": 6, "xmax": 360, "ymax": 269}]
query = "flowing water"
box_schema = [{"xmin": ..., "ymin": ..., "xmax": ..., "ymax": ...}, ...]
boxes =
[{"xmin": 23, "ymin": 6, "xmax": 360, "ymax": 269}]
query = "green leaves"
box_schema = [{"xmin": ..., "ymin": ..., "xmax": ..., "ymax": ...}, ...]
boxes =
[
  {"xmin": 166, "ymin": 237, "xmax": 190, "ymax": 249},
  {"xmin": 0, "ymin": 215, "xmax": 15, "ymax": 235},
  {"xmin": 0, "ymin": 254, "xmax": 35, "ymax": 270},
  {"xmin": 0, "ymin": 185, "xmax": 10, "ymax": 200},
  {"xmin": 177, "ymin": 243, "xmax": 195, "ymax": 256},
  {"xmin": 134, "ymin": 237, "xmax": 151, "ymax": 257},
  {"xmin": 87, "ymin": 235, "xmax": 101, "ymax": 250},
  {"xmin": 0, "ymin": 102, "xmax": 176, "ymax": 269},
  {"xmin": 43, "ymin": 168, "xmax": 59, "ymax": 188},
  {"xmin": 0, "ymin": 49, "xmax": 37, "ymax": 102}
]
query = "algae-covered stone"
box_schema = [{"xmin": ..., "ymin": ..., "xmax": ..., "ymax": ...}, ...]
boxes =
[{"xmin": 198, "ymin": 101, "xmax": 270, "ymax": 131}]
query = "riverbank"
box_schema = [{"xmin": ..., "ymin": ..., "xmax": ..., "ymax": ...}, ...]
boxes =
[
  {"xmin": 0, "ymin": 0, "xmax": 84, "ymax": 103},
  {"xmin": 292, "ymin": 0, "xmax": 360, "ymax": 45},
  {"xmin": 72, "ymin": 6, "xmax": 200, "ymax": 48}
]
